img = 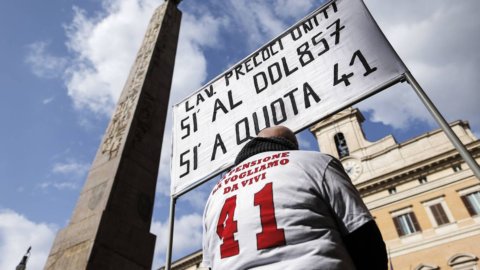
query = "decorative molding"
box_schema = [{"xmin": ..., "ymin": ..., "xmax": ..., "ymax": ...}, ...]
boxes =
[
  {"xmin": 448, "ymin": 252, "xmax": 478, "ymax": 266},
  {"xmin": 366, "ymin": 170, "xmax": 472, "ymax": 210},
  {"xmin": 390, "ymin": 206, "xmax": 413, "ymax": 216},
  {"xmin": 414, "ymin": 263, "xmax": 439, "ymax": 270},
  {"xmin": 457, "ymin": 184, "xmax": 480, "ymax": 196},
  {"xmin": 355, "ymin": 128, "xmax": 480, "ymax": 193},
  {"xmin": 362, "ymin": 120, "xmax": 470, "ymax": 162},
  {"xmin": 389, "ymin": 222, "xmax": 480, "ymax": 257}
]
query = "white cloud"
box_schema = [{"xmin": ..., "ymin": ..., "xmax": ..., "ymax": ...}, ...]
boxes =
[
  {"xmin": 154, "ymin": 10, "xmax": 225, "ymax": 197},
  {"xmin": 169, "ymin": 12, "xmax": 225, "ymax": 104},
  {"xmin": 39, "ymin": 160, "xmax": 89, "ymax": 191},
  {"xmin": 52, "ymin": 160, "xmax": 89, "ymax": 177},
  {"xmin": 25, "ymin": 1, "xmax": 225, "ymax": 199},
  {"xmin": 42, "ymin": 97, "xmax": 55, "ymax": 105},
  {"xmin": 155, "ymin": 0, "xmax": 320, "ymax": 199},
  {"xmin": 39, "ymin": 181, "xmax": 78, "ymax": 191},
  {"xmin": 29, "ymin": 0, "xmax": 479, "ymax": 166},
  {"xmin": 0, "ymin": 209, "xmax": 57, "ymax": 270},
  {"xmin": 64, "ymin": 1, "xmax": 160, "ymax": 115},
  {"xmin": 28, "ymin": 0, "xmax": 317, "ymax": 199},
  {"xmin": 359, "ymin": 83, "xmax": 430, "ymax": 130},
  {"xmin": 25, "ymin": 41, "xmax": 68, "ymax": 79},
  {"xmin": 359, "ymin": 0, "xmax": 480, "ymax": 133},
  {"xmin": 181, "ymin": 190, "xmax": 209, "ymax": 212},
  {"xmin": 215, "ymin": 0, "xmax": 317, "ymax": 49},
  {"xmin": 53, "ymin": 0, "xmax": 479, "ymax": 135},
  {"xmin": 60, "ymin": 0, "xmax": 223, "ymax": 115},
  {"xmin": 274, "ymin": 0, "xmax": 318, "ymax": 19},
  {"xmin": 151, "ymin": 214, "xmax": 203, "ymax": 268}
]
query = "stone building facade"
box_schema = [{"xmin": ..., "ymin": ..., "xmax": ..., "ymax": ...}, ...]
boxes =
[
  {"xmin": 161, "ymin": 107, "xmax": 480, "ymax": 270},
  {"xmin": 310, "ymin": 108, "xmax": 480, "ymax": 270}
]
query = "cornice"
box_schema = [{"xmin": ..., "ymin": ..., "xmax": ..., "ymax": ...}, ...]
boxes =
[
  {"xmin": 361, "ymin": 120, "xmax": 471, "ymax": 162},
  {"xmin": 389, "ymin": 222, "xmax": 480, "ymax": 258},
  {"xmin": 159, "ymin": 250, "xmax": 202, "ymax": 270},
  {"xmin": 365, "ymin": 169, "xmax": 472, "ymax": 210},
  {"xmin": 357, "ymin": 140, "xmax": 480, "ymax": 195},
  {"xmin": 310, "ymin": 107, "xmax": 364, "ymax": 133}
]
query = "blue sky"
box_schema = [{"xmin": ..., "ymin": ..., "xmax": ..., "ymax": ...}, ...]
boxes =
[{"xmin": 0, "ymin": 0, "xmax": 479, "ymax": 269}]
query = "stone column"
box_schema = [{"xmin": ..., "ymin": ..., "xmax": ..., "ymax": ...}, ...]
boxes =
[{"xmin": 45, "ymin": 1, "xmax": 182, "ymax": 269}]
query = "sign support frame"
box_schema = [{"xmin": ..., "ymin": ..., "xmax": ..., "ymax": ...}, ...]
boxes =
[
  {"xmin": 165, "ymin": 195, "xmax": 177, "ymax": 270},
  {"xmin": 163, "ymin": 71, "xmax": 480, "ymax": 269}
]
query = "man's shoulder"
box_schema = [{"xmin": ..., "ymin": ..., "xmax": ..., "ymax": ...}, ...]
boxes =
[{"xmin": 290, "ymin": 150, "xmax": 334, "ymax": 162}]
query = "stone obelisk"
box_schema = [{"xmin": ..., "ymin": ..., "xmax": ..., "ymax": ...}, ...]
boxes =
[{"xmin": 45, "ymin": 1, "xmax": 181, "ymax": 269}]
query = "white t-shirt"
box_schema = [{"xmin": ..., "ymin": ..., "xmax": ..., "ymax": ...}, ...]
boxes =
[{"xmin": 201, "ymin": 151, "xmax": 372, "ymax": 270}]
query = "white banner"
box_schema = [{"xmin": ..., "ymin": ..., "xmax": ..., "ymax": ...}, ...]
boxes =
[{"xmin": 171, "ymin": 0, "xmax": 406, "ymax": 196}]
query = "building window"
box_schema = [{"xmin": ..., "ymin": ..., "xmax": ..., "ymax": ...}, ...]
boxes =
[
  {"xmin": 423, "ymin": 197, "xmax": 454, "ymax": 227},
  {"xmin": 429, "ymin": 203, "xmax": 450, "ymax": 226},
  {"xmin": 419, "ymin": 176, "xmax": 428, "ymax": 184},
  {"xmin": 334, "ymin": 133, "xmax": 349, "ymax": 158},
  {"xmin": 461, "ymin": 191, "xmax": 480, "ymax": 216},
  {"xmin": 392, "ymin": 212, "xmax": 421, "ymax": 237},
  {"xmin": 452, "ymin": 164, "xmax": 462, "ymax": 172},
  {"xmin": 388, "ymin": 187, "xmax": 397, "ymax": 194}
]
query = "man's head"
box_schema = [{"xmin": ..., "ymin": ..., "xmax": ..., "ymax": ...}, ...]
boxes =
[
  {"xmin": 234, "ymin": 125, "xmax": 298, "ymax": 165},
  {"xmin": 258, "ymin": 126, "xmax": 298, "ymax": 150}
]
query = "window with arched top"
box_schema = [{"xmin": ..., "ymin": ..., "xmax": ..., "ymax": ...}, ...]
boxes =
[
  {"xmin": 414, "ymin": 263, "xmax": 439, "ymax": 270},
  {"xmin": 334, "ymin": 133, "xmax": 349, "ymax": 158},
  {"xmin": 448, "ymin": 253, "xmax": 478, "ymax": 270}
]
